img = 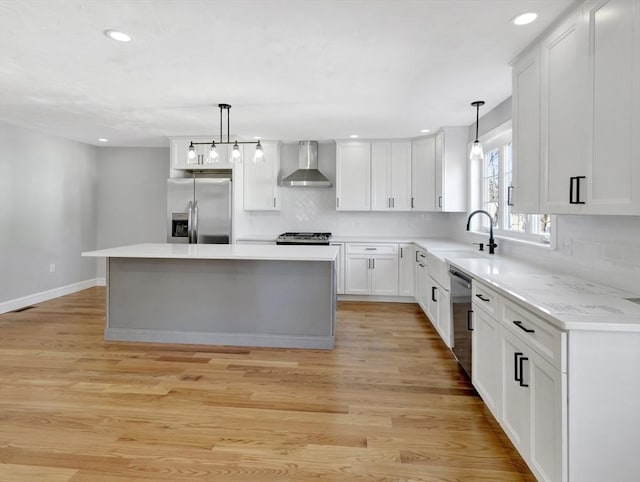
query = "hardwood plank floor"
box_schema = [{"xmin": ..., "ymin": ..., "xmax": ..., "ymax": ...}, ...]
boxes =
[{"xmin": 0, "ymin": 288, "xmax": 534, "ymax": 481}]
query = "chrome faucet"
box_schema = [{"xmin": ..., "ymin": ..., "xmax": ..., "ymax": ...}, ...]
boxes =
[{"xmin": 466, "ymin": 210, "xmax": 498, "ymax": 254}]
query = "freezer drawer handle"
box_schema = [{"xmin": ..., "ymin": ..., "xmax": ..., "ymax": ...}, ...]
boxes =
[
  {"xmin": 475, "ymin": 294, "xmax": 490, "ymax": 302},
  {"xmin": 513, "ymin": 320, "xmax": 535, "ymax": 333}
]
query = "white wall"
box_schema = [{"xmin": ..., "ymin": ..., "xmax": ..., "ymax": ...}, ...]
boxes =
[
  {"xmin": 234, "ymin": 140, "xmax": 453, "ymax": 239},
  {"xmin": 96, "ymin": 147, "xmax": 168, "ymax": 278},
  {"xmin": 0, "ymin": 121, "xmax": 98, "ymax": 308}
]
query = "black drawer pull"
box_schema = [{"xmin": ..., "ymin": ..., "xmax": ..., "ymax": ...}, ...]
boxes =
[
  {"xmin": 431, "ymin": 286, "xmax": 437, "ymax": 302},
  {"xmin": 475, "ymin": 294, "xmax": 490, "ymax": 302},
  {"xmin": 513, "ymin": 320, "xmax": 535, "ymax": 333},
  {"xmin": 467, "ymin": 310, "xmax": 473, "ymax": 331},
  {"xmin": 518, "ymin": 355, "xmax": 529, "ymax": 387}
]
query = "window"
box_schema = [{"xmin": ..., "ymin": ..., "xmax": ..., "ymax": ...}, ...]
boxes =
[{"xmin": 472, "ymin": 123, "xmax": 551, "ymax": 243}]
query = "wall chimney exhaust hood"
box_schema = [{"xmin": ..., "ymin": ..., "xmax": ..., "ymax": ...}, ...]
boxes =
[{"xmin": 281, "ymin": 141, "xmax": 332, "ymax": 187}]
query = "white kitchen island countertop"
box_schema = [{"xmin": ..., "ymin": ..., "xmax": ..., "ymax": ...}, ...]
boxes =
[{"xmin": 82, "ymin": 243, "xmax": 339, "ymax": 262}]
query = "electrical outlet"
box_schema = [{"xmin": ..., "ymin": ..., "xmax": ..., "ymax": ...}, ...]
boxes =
[{"xmin": 49, "ymin": 263, "xmax": 55, "ymax": 273}]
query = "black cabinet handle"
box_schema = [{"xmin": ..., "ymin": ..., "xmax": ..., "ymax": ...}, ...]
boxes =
[
  {"xmin": 467, "ymin": 310, "xmax": 473, "ymax": 331},
  {"xmin": 514, "ymin": 352, "xmax": 523, "ymax": 382},
  {"xmin": 475, "ymin": 294, "xmax": 490, "ymax": 302},
  {"xmin": 431, "ymin": 286, "xmax": 437, "ymax": 302},
  {"xmin": 507, "ymin": 185, "xmax": 514, "ymax": 206},
  {"xmin": 513, "ymin": 320, "xmax": 535, "ymax": 333},
  {"xmin": 518, "ymin": 355, "xmax": 529, "ymax": 387},
  {"xmin": 415, "ymin": 251, "xmax": 419, "ymax": 263},
  {"xmin": 569, "ymin": 176, "xmax": 586, "ymax": 204},
  {"xmin": 438, "ymin": 195, "xmax": 443, "ymax": 208}
]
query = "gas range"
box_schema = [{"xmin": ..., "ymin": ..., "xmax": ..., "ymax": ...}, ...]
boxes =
[{"xmin": 276, "ymin": 232, "xmax": 332, "ymax": 245}]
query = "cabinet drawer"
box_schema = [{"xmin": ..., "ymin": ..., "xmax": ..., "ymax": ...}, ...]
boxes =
[
  {"xmin": 501, "ymin": 298, "xmax": 566, "ymax": 372},
  {"xmin": 346, "ymin": 243, "xmax": 398, "ymax": 255},
  {"xmin": 472, "ymin": 282, "xmax": 500, "ymax": 317}
]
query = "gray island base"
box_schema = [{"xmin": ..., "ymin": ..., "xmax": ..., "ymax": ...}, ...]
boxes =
[{"xmin": 83, "ymin": 244, "xmax": 338, "ymax": 349}]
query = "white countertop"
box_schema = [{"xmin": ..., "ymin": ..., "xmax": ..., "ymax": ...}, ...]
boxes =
[
  {"xmin": 82, "ymin": 243, "xmax": 339, "ymax": 262},
  {"xmin": 447, "ymin": 256, "xmax": 640, "ymax": 332}
]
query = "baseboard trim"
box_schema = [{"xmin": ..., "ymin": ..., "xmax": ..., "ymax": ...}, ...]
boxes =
[
  {"xmin": 0, "ymin": 278, "xmax": 101, "ymax": 315},
  {"xmin": 105, "ymin": 328, "xmax": 335, "ymax": 350},
  {"xmin": 338, "ymin": 295, "xmax": 417, "ymax": 303}
]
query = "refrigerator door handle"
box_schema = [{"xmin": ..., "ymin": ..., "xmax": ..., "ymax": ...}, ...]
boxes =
[
  {"xmin": 193, "ymin": 200, "xmax": 199, "ymax": 244},
  {"xmin": 187, "ymin": 200, "xmax": 193, "ymax": 243}
]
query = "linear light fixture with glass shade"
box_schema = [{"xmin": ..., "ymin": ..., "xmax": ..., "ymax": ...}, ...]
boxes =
[
  {"xmin": 187, "ymin": 104, "xmax": 264, "ymax": 165},
  {"xmin": 469, "ymin": 100, "xmax": 485, "ymax": 161}
]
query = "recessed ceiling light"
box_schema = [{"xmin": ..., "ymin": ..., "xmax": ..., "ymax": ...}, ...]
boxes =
[
  {"xmin": 420, "ymin": 129, "xmax": 430, "ymax": 133},
  {"xmin": 98, "ymin": 138, "xmax": 108, "ymax": 142},
  {"xmin": 253, "ymin": 136, "xmax": 261, "ymax": 140},
  {"xmin": 350, "ymin": 134, "xmax": 359, "ymax": 138},
  {"xmin": 104, "ymin": 29, "xmax": 132, "ymax": 42},
  {"xmin": 511, "ymin": 12, "xmax": 538, "ymax": 26}
]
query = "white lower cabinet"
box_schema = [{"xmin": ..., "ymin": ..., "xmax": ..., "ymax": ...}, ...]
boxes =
[
  {"xmin": 398, "ymin": 243, "xmax": 415, "ymax": 297},
  {"xmin": 414, "ymin": 249, "xmax": 429, "ymax": 311},
  {"xmin": 471, "ymin": 307, "xmax": 502, "ymax": 418},
  {"xmin": 344, "ymin": 244, "xmax": 398, "ymax": 296},
  {"xmin": 331, "ymin": 242, "xmax": 345, "ymax": 295},
  {"xmin": 501, "ymin": 327, "xmax": 566, "ymax": 482},
  {"xmin": 472, "ymin": 280, "xmax": 567, "ymax": 482}
]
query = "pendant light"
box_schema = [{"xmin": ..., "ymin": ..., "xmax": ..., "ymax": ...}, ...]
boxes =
[
  {"xmin": 469, "ymin": 100, "xmax": 485, "ymax": 161},
  {"xmin": 187, "ymin": 104, "xmax": 261, "ymax": 165},
  {"xmin": 205, "ymin": 141, "xmax": 219, "ymax": 163},
  {"xmin": 253, "ymin": 140, "xmax": 264, "ymax": 163},
  {"xmin": 229, "ymin": 140, "xmax": 242, "ymax": 163}
]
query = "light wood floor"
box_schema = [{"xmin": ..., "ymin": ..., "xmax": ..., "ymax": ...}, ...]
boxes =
[{"xmin": 0, "ymin": 288, "xmax": 534, "ymax": 482}]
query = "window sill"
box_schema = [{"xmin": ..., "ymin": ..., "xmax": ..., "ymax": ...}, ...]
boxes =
[{"xmin": 469, "ymin": 230, "xmax": 552, "ymax": 249}]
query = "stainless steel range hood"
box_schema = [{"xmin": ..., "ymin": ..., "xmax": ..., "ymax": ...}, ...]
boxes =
[{"xmin": 281, "ymin": 141, "xmax": 332, "ymax": 187}]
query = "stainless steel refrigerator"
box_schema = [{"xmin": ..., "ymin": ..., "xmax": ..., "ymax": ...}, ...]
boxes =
[{"xmin": 167, "ymin": 177, "xmax": 231, "ymax": 244}]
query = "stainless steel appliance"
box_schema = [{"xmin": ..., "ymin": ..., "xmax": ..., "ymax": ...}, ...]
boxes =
[
  {"xmin": 280, "ymin": 141, "xmax": 332, "ymax": 188},
  {"xmin": 276, "ymin": 232, "xmax": 332, "ymax": 245},
  {"xmin": 449, "ymin": 268, "xmax": 473, "ymax": 378},
  {"xmin": 167, "ymin": 176, "xmax": 231, "ymax": 244}
]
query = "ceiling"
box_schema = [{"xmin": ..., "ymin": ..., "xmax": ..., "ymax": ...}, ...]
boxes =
[{"xmin": 0, "ymin": 0, "xmax": 574, "ymax": 147}]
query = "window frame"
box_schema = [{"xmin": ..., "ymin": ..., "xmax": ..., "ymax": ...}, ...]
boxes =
[{"xmin": 469, "ymin": 121, "xmax": 552, "ymax": 245}]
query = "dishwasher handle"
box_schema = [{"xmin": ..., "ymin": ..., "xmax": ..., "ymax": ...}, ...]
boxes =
[{"xmin": 449, "ymin": 268, "xmax": 472, "ymax": 289}]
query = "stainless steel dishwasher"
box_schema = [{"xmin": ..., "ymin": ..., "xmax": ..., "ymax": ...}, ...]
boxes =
[{"xmin": 449, "ymin": 268, "xmax": 473, "ymax": 378}]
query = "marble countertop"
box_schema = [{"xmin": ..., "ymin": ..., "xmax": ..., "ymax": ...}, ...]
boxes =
[
  {"xmin": 448, "ymin": 256, "xmax": 640, "ymax": 332},
  {"xmin": 82, "ymin": 243, "xmax": 339, "ymax": 262}
]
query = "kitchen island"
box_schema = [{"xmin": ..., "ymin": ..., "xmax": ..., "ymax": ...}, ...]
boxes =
[{"xmin": 82, "ymin": 243, "xmax": 339, "ymax": 349}]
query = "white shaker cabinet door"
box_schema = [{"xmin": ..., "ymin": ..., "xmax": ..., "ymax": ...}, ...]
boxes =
[
  {"xmin": 390, "ymin": 140, "xmax": 412, "ymax": 211},
  {"xmin": 472, "ymin": 307, "xmax": 502, "ymax": 418},
  {"xmin": 336, "ymin": 141, "xmax": 371, "ymax": 211},
  {"xmin": 398, "ymin": 244, "xmax": 416, "ymax": 297},
  {"xmin": 345, "ymin": 255, "xmax": 371, "ymax": 295},
  {"xmin": 370, "ymin": 256, "xmax": 399, "ymax": 296},
  {"xmin": 243, "ymin": 141, "xmax": 280, "ymax": 211},
  {"xmin": 371, "ymin": 141, "xmax": 393, "ymax": 211},
  {"xmin": 411, "ymin": 137, "xmax": 436, "ymax": 211},
  {"xmin": 584, "ymin": 0, "xmax": 640, "ymax": 214},
  {"xmin": 540, "ymin": 10, "xmax": 586, "ymax": 214},
  {"xmin": 512, "ymin": 47, "xmax": 541, "ymax": 214}
]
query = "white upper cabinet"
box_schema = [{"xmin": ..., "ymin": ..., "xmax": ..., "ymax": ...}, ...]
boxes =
[
  {"xmin": 411, "ymin": 136, "xmax": 436, "ymax": 211},
  {"xmin": 583, "ymin": 0, "xmax": 640, "ymax": 214},
  {"xmin": 511, "ymin": 47, "xmax": 541, "ymax": 214},
  {"xmin": 514, "ymin": 0, "xmax": 640, "ymax": 215},
  {"xmin": 243, "ymin": 141, "xmax": 280, "ymax": 211},
  {"xmin": 434, "ymin": 127, "xmax": 467, "ymax": 212},
  {"xmin": 540, "ymin": 9, "xmax": 586, "ymax": 214},
  {"xmin": 336, "ymin": 141, "xmax": 371, "ymax": 211},
  {"xmin": 371, "ymin": 141, "xmax": 412, "ymax": 211}
]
